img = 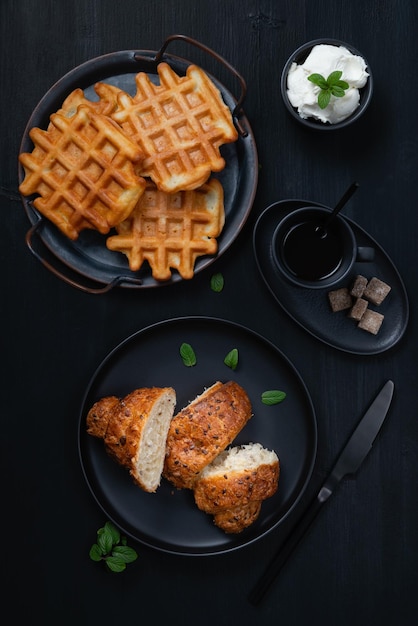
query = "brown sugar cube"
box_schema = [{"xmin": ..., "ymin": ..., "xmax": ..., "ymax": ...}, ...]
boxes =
[
  {"xmin": 363, "ymin": 277, "xmax": 391, "ymax": 305},
  {"xmin": 350, "ymin": 275, "xmax": 368, "ymax": 298},
  {"xmin": 348, "ymin": 297, "xmax": 368, "ymax": 321},
  {"xmin": 328, "ymin": 288, "xmax": 352, "ymax": 312},
  {"xmin": 358, "ymin": 309, "xmax": 384, "ymax": 335}
]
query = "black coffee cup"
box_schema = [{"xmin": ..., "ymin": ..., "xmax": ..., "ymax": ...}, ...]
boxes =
[{"xmin": 272, "ymin": 206, "xmax": 374, "ymax": 289}]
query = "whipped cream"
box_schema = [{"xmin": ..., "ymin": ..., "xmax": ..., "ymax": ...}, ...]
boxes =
[{"xmin": 287, "ymin": 44, "xmax": 369, "ymax": 124}]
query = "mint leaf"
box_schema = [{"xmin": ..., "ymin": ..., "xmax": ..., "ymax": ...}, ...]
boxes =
[
  {"xmin": 331, "ymin": 85, "xmax": 346, "ymax": 98},
  {"xmin": 180, "ymin": 342, "xmax": 197, "ymax": 366},
  {"xmin": 262, "ymin": 390, "xmax": 287, "ymax": 405},
  {"xmin": 326, "ymin": 70, "xmax": 343, "ymax": 85},
  {"xmin": 89, "ymin": 544, "xmax": 103, "ymax": 561},
  {"xmin": 104, "ymin": 521, "xmax": 120, "ymax": 545},
  {"xmin": 105, "ymin": 557, "xmax": 127, "ymax": 573},
  {"xmin": 308, "ymin": 73, "xmax": 328, "ymax": 89},
  {"xmin": 335, "ymin": 79, "xmax": 349, "ymax": 89},
  {"xmin": 224, "ymin": 348, "xmax": 238, "ymax": 370},
  {"xmin": 97, "ymin": 527, "xmax": 114, "ymax": 554},
  {"xmin": 318, "ymin": 89, "xmax": 331, "ymax": 109},
  {"xmin": 210, "ymin": 272, "xmax": 224, "ymax": 292},
  {"xmin": 112, "ymin": 545, "xmax": 138, "ymax": 563}
]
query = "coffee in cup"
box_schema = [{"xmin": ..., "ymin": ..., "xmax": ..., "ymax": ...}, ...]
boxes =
[{"xmin": 272, "ymin": 206, "xmax": 374, "ymax": 289}]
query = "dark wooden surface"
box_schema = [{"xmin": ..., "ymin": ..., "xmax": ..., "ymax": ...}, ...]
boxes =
[{"xmin": 2, "ymin": 1, "xmax": 417, "ymax": 624}]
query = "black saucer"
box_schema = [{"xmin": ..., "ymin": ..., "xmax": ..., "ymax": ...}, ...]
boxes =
[{"xmin": 253, "ymin": 200, "xmax": 409, "ymax": 355}]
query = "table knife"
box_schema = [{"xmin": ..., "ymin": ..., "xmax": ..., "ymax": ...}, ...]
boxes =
[{"xmin": 248, "ymin": 379, "xmax": 394, "ymax": 606}]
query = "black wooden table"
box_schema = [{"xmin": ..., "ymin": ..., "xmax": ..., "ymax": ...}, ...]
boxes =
[{"xmin": 2, "ymin": 1, "xmax": 417, "ymax": 624}]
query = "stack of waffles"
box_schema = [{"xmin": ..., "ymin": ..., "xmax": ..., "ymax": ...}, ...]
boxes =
[{"xmin": 19, "ymin": 63, "xmax": 238, "ymax": 280}]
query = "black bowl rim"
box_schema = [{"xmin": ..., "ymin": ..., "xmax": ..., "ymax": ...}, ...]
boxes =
[{"xmin": 280, "ymin": 38, "xmax": 373, "ymax": 130}]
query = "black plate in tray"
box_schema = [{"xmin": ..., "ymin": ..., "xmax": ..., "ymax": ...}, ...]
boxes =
[
  {"xmin": 253, "ymin": 200, "xmax": 409, "ymax": 355},
  {"xmin": 18, "ymin": 37, "xmax": 258, "ymax": 292},
  {"xmin": 78, "ymin": 317, "xmax": 317, "ymax": 556}
]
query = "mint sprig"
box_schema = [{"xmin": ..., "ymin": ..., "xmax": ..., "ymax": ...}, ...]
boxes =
[
  {"xmin": 308, "ymin": 71, "xmax": 349, "ymax": 109},
  {"xmin": 89, "ymin": 521, "xmax": 138, "ymax": 572}
]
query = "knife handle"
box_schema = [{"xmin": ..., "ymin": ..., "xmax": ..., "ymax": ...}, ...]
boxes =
[{"xmin": 248, "ymin": 487, "xmax": 331, "ymax": 606}]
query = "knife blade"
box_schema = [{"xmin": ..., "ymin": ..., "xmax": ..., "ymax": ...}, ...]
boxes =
[{"xmin": 248, "ymin": 380, "xmax": 394, "ymax": 606}]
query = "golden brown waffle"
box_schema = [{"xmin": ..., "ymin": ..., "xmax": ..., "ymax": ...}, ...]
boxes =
[
  {"xmin": 111, "ymin": 62, "xmax": 238, "ymax": 193},
  {"xmin": 55, "ymin": 82, "xmax": 123, "ymax": 119},
  {"xmin": 19, "ymin": 105, "xmax": 146, "ymax": 240},
  {"xmin": 106, "ymin": 177, "xmax": 225, "ymax": 280}
]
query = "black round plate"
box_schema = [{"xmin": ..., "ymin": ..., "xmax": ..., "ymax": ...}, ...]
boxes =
[
  {"xmin": 78, "ymin": 317, "xmax": 317, "ymax": 556},
  {"xmin": 253, "ymin": 200, "xmax": 409, "ymax": 355},
  {"xmin": 18, "ymin": 50, "xmax": 258, "ymax": 289}
]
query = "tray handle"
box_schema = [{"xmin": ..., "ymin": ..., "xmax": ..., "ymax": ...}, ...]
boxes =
[
  {"xmin": 154, "ymin": 33, "xmax": 248, "ymax": 137},
  {"xmin": 25, "ymin": 216, "xmax": 142, "ymax": 294}
]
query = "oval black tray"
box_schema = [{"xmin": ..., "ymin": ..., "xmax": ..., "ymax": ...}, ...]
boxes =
[{"xmin": 253, "ymin": 200, "xmax": 409, "ymax": 355}]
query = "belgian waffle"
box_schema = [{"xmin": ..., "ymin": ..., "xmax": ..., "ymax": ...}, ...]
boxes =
[
  {"xmin": 19, "ymin": 105, "xmax": 146, "ymax": 240},
  {"xmin": 111, "ymin": 62, "xmax": 238, "ymax": 193},
  {"xmin": 106, "ymin": 177, "xmax": 225, "ymax": 280},
  {"xmin": 55, "ymin": 82, "xmax": 123, "ymax": 119}
]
